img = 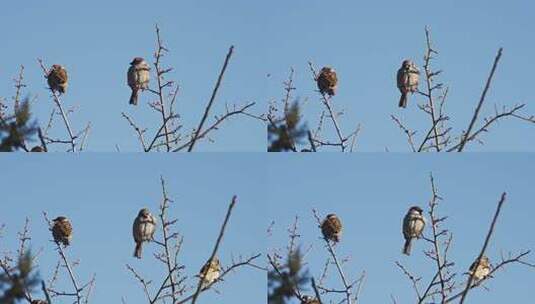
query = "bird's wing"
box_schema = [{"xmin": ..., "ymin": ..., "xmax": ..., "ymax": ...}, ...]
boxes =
[
  {"xmin": 133, "ymin": 217, "xmax": 142, "ymax": 242},
  {"xmin": 199, "ymin": 262, "xmax": 210, "ymax": 276},
  {"xmin": 402, "ymin": 214, "xmax": 411, "ymax": 239},
  {"xmin": 127, "ymin": 66, "xmax": 138, "ymax": 87},
  {"xmin": 396, "ymin": 68, "xmax": 405, "ymax": 90},
  {"xmin": 468, "ymin": 260, "xmax": 478, "ymax": 272},
  {"xmin": 332, "ymin": 216, "xmax": 342, "ymax": 232},
  {"xmin": 56, "ymin": 68, "xmax": 68, "ymax": 83},
  {"xmin": 328, "ymin": 70, "xmax": 338, "ymax": 87}
]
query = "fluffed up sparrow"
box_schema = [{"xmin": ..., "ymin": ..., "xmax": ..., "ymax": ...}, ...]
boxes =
[
  {"xmin": 47, "ymin": 64, "xmax": 68, "ymax": 94},
  {"xmin": 127, "ymin": 57, "xmax": 150, "ymax": 105},
  {"xmin": 402, "ymin": 206, "xmax": 426, "ymax": 255},
  {"xmin": 52, "ymin": 216, "xmax": 72, "ymax": 247},
  {"xmin": 317, "ymin": 67, "xmax": 338, "ymax": 97},
  {"xmin": 198, "ymin": 256, "xmax": 221, "ymax": 289},
  {"xmin": 468, "ymin": 255, "xmax": 491, "ymax": 281},
  {"xmin": 132, "ymin": 208, "xmax": 157, "ymax": 259},
  {"xmin": 396, "ymin": 59, "xmax": 419, "ymax": 108},
  {"xmin": 321, "ymin": 213, "xmax": 342, "ymax": 243}
]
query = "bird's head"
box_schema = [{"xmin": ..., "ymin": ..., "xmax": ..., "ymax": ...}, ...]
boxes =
[
  {"xmin": 402, "ymin": 60, "xmax": 413, "ymax": 69},
  {"xmin": 51, "ymin": 64, "xmax": 63, "ymax": 70},
  {"xmin": 409, "ymin": 206, "xmax": 423, "ymax": 214},
  {"xmin": 131, "ymin": 57, "xmax": 145, "ymax": 65},
  {"xmin": 321, "ymin": 66, "xmax": 335, "ymax": 74},
  {"xmin": 53, "ymin": 216, "xmax": 67, "ymax": 222},
  {"xmin": 326, "ymin": 213, "xmax": 338, "ymax": 220},
  {"xmin": 210, "ymin": 256, "xmax": 220, "ymax": 266},
  {"xmin": 138, "ymin": 208, "xmax": 152, "ymax": 218}
]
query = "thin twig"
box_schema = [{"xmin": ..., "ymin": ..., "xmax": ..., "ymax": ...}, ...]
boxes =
[
  {"xmin": 188, "ymin": 46, "xmax": 234, "ymax": 152},
  {"xmin": 457, "ymin": 48, "xmax": 503, "ymax": 152}
]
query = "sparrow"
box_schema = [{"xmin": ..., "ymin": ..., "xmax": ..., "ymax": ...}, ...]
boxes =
[
  {"xmin": 321, "ymin": 213, "xmax": 342, "ymax": 243},
  {"xmin": 468, "ymin": 256, "xmax": 491, "ymax": 281},
  {"xmin": 127, "ymin": 57, "xmax": 151, "ymax": 105},
  {"xmin": 301, "ymin": 296, "xmax": 320, "ymax": 304},
  {"xmin": 132, "ymin": 208, "xmax": 157, "ymax": 259},
  {"xmin": 396, "ymin": 59, "xmax": 420, "ymax": 108},
  {"xmin": 30, "ymin": 146, "xmax": 45, "ymax": 152},
  {"xmin": 402, "ymin": 206, "xmax": 426, "ymax": 255},
  {"xmin": 52, "ymin": 216, "xmax": 73, "ymax": 247},
  {"xmin": 317, "ymin": 67, "xmax": 338, "ymax": 97},
  {"xmin": 47, "ymin": 64, "xmax": 68, "ymax": 94},
  {"xmin": 198, "ymin": 256, "xmax": 221, "ymax": 289}
]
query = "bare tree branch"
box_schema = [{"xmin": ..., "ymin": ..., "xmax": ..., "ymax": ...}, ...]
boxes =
[{"xmin": 188, "ymin": 46, "xmax": 234, "ymax": 152}]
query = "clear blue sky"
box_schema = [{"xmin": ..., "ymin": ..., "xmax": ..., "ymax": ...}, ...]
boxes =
[
  {"xmin": 0, "ymin": 154, "xmax": 266, "ymax": 303},
  {"xmin": 2, "ymin": 1, "xmax": 533, "ymax": 152},
  {"xmin": 267, "ymin": 154, "xmax": 535, "ymax": 303}
]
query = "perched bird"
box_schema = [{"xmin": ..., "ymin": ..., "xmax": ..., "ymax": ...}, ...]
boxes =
[
  {"xmin": 321, "ymin": 213, "xmax": 342, "ymax": 243},
  {"xmin": 317, "ymin": 67, "xmax": 338, "ymax": 96},
  {"xmin": 468, "ymin": 256, "xmax": 491, "ymax": 281},
  {"xmin": 198, "ymin": 256, "xmax": 221, "ymax": 289},
  {"xmin": 52, "ymin": 216, "xmax": 73, "ymax": 247},
  {"xmin": 30, "ymin": 146, "xmax": 45, "ymax": 152},
  {"xmin": 31, "ymin": 300, "xmax": 48, "ymax": 304},
  {"xmin": 396, "ymin": 60, "xmax": 420, "ymax": 108},
  {"xmin": 301, "ymin": 295, "xmax": 320, "ymax": 304},
  {"xmin": 127, "ymin": 57, "xmax": 151, "ymax": 105},
  {"xmin": 402, "ymin": 206, "xmax": 426, "ymax": 255},
  {"xmin": 47, "ymin": 64, "xmax": 68, "ymax": 94},
  {"xmin": 132, "ymin": 208, "xmax": 157, "ymax": 259}
]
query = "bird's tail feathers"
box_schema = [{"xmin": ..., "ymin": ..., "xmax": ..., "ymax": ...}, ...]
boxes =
[
  {"xmin": 399, "ymin": 93, "xmax": 408, "ymax": 108},
  {"xmin": 403, "ymin": 239, "xmax": 412, "ymax": 255},
  {"xmin": 130, "ymin": 90, "xmax": 138, "ymax": 105},
  {"xmin": 134, "ymin": 243, "xmax": 142, "ymax": 259}
]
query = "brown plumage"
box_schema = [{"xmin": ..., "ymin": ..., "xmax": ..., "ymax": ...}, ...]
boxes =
[
  {"xmin": 198, "ymin": 256, "xmax": 221, "ymax": 288},
  {"xmin": 31, "ymin": 300, "xmax": 48, "ymax": 304},
  {"xmin": 127, "ymin": 57, "xmax": 151, "ymax": 105},
  {"xmin": 52, "ymin": 216, "xmax": 72, "ymax": 247},
  {"xmin": 402, "ymin": 206, "xmax": 426, "ymax": 255},
  {"xmin": 396, "ymin": 60, "xmax": 419, "ymax": 108},
  {"xmin": 47, "ymin": 64, "xmax": 68, "ymax": 94},
  {"xmin": 30, "ymin": 146, "xmax": 45, "ymax": 152},
  {"xmin": 132, "ymin": 208, "xmax": 157, "ymax": 259},
  {"xmin": 321, "ymin": 213, "xmax": 342, "ymax": 242},
  {"xmin": 468, "ymin": 256, "xmax": 491, "ymax": 281},
  {"xmin": 317, "ymin": 67, "xmax": 338, "ymax": 96}
]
